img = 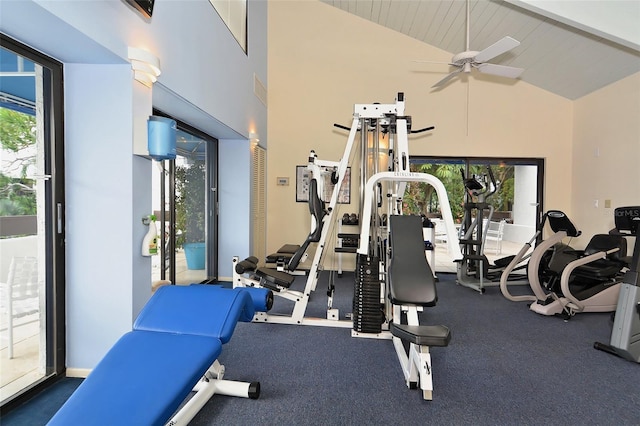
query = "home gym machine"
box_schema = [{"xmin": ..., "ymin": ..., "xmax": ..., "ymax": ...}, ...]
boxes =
[
  {"xmin": 234, "ymin": 93, "xmax": 461, "ymax": 331},
  {"xmin": 236, "ymin": 93, "xmax": 462, "ymax": 399},
  {"xmin": 594, "ymin": 206, "xmax": 640, "ymax": 363},
  {"xmin": 347, "ymin": 93, "xmax": 461, "ymax": 400}
]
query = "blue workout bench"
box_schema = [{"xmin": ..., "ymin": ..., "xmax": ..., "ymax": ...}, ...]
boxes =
[{"xmin": 48, "ymin": 284, "xmax": 272, "ymax": 426}]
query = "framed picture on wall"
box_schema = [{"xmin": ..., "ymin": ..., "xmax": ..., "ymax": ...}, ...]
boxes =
[{"xmin": 296, "ymin": 166, "xmax": 350, "ymax": 204}]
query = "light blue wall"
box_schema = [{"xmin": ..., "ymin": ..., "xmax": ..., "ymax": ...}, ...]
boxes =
[
  {"xmin": 64, "ymin": 64, "xmax": 138, "ymax": 368},
  {"xmin": 0, "ymin": 0, "xmax": 267, "ymax": 370},
  {"xmin": 219, "ymin": 139, "xmax": 252, "ymax": 277}
]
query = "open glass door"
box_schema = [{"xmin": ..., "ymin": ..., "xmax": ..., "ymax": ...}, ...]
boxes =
[{"xmin": 0, "ymin": 36, "xmax": 65, "ymax": 408}]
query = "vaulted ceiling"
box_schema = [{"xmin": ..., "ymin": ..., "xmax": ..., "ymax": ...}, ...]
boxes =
[{"xmin": 320, "ymin": 0, "xmax": 640, "ymax": 100}]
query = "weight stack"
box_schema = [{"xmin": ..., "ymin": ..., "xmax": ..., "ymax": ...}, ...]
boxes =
[{"xmin": 353, "ymin": 254, "xmax": 383, "ymax": 333}]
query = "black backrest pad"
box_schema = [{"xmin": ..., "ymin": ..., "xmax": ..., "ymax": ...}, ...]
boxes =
[
  {"xmin": 584, "ymin": 234, "xmax": 627, "ymax": 261},
  {"xmin": 388, "ymin": 215, "xmax": 437, "ymax": 306},
  {"xmin": 287, "ymin": 179, "xmax": 325, "ymax": 271},
  {"xmin": 307, "ymin": 178, "xmax": 325, "ymax": 242}
]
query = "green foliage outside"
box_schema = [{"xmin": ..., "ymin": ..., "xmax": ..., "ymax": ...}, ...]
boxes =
[
  {"xmin": 0, "ymin": 108, "xmax": 37, "ymax": 216},
  {"xmin": 175, "ymin": 161, "xmax": 206, "ymax": 246},
  {"xmin": 402, "ymin": 162, "xmax": 514, "ymax": 222}
]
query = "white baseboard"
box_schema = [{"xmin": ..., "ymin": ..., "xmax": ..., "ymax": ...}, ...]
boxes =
[{"xmin": 66, "ymin": 368, "xmax": 91, "ymax": 378}]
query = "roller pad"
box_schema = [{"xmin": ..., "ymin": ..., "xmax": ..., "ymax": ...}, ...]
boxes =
[
  {"xmin": 235, "ymin": 286, "xmax": 273, "ymax": 312},
  {"xmin": 235, "ymin": 258, "xmax": 258, "ymax": 274},
  {"xmin": 390, "ymin": 323, "xmax": 451, "ymax": 347},
  {"xmin": 206, "ymin": 285, "xmax": 273, "ymax": 312},
  {"xmin": 135, "ymin": 285, "xmax": 255, "ymax": 343}
]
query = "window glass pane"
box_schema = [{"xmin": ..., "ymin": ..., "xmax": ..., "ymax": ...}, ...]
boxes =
[
  {"xmin": 209, "ymin": 0, "xmax": 247, "ymax": 52},
  {"xmin": 0, "ymin": 46, "xmax": 52, "ymax": 403},
  {"xmin": 405, "ymin": 157, "xmax": 541, "ymax": 273}
]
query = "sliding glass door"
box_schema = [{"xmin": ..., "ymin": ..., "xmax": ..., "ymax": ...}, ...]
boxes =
[
  {"xmin": 405, "ymin": 156, "xmax": 543, "ymax": 271},
  {"xmin": 152, "ymin": 117, "xmax": 218, "ymax": 285},
  {"xmin": 407, "ymin": 157, "xmax": 543, "ymax": 225},
  {"xmin": 0, "ymin": 35, "xmax": 65, "ymax": 408}
]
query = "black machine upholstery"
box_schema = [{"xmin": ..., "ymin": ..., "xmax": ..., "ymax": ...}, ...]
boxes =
[
  {"xmin": 574, "ymin": 234, "xmax": 627, "ymax": 279},
  {"xmin": 235, "ymin": 256, "xmax": 295, "ymax": 290},
  {"xmin": 286, "ymin": 178, "xmax": 325, "ymax": 271},
  {"xmin": 545, "ymin": 210, "xmax": 582, "ymax": 238},
  {"xmin": 388, "ymin": 215, "xmax": 437, "ymax": 306},
  {"xmin": 390, "ymin": 323, "xmax": 451, "ymax": 347},
  {"xmin": 254, "ymin": 267, "xmax": 295, "ymax": 290},
  {"xmin": 265, "ymin": 244, "xmax": 300, "ymax": 264}
]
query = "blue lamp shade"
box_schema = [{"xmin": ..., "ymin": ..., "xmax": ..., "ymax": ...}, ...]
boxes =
[{"xmin": 147, "ymin": 116, "xmax": 177, "ymax": 160}]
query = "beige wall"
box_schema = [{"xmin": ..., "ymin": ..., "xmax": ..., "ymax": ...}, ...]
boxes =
[
  {"xmin": 267, "ymin": 1, "xmax": 635, "ymax": 267},
  {"xmin": 571, "ymin": 73, "xmax": 640, "ymax": 246}
]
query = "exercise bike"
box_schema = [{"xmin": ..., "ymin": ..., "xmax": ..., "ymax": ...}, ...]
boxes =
[
  {"xmin": 594, "ymin": 206, "xmax": 640, "ymax": 363},
  {"xmin": 503, "ymin": 210, "xmax": 628, "ymax": 318}
]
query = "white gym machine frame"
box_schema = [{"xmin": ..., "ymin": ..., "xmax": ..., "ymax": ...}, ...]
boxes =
[
  {"xmin": 234, "ymin": 93, "xmax": 463, "ymax": 400},
  {"xmin": 235, "ymin": 94, "xmax": 460, "ymax": 332}
]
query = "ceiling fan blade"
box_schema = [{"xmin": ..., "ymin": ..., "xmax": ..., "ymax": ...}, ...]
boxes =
[
  {"xmin": 412, "ymin": 60, "xmax": 454, "ymax": 65},
  {"xmin": 474, "ymin": 36, "xmax": 520, "ymax": 63},
  {"xmin": 431, "ymin": 68, "xmax": 463, "ymax": 88},
  {"xmin": 476, "ymin": 63, "xmax": 524, "ymax": 79}
]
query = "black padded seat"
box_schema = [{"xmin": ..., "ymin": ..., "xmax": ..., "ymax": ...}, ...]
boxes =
[
  {"xmin": 265, "ymin": 252, "xmax": 294, "ymax": 264},
  {"xmin": 390, "ymin": 323, "xmax": 451, "ymax": 347},
  {"xmin": 276, "ymin": 244, "xmax": 300, "ymax": 254},
  {"xmin": 388, "ymin": 215, "xmax": 437, "ymax": 306},
  {"xmin": 265, "ymin": 244, "xmax": 300, "ymax": 264},
  {"xmin": 573, "ymin": 234, "xmax": 627, "ymax": 279},
  {"xmin": 255, "ymin": 267, "xmax": 295, "ymax": 289}
]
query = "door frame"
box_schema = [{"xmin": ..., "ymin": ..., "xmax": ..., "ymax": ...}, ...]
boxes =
[{"xmin": 0, "ymin": 33, "xmax": 66, "ymax": 412}]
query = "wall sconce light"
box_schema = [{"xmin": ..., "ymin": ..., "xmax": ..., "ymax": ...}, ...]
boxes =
[
  {"xmin": 128, "ymin": 47, "xmax": 161, "ymax": 88},
  {"xmin": 249, "ymin": 132, "xmax": 260, "ymax": 147}
]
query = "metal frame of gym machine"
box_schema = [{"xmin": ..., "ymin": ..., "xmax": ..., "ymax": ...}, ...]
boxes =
[
  {"xmin": 234, "ymin": 93, "xmax": 461, "ymax": 331},
  {"xmin": 353, "ymin": 93, "xmax": 461, "ymax": 400},
  {"xmin": 594, "ymin": 206, "xmax": 640, "ymax": 363}
]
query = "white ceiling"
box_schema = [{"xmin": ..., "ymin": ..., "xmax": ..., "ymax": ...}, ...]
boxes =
[{"xmin": 320, "ymin": 0, "xmax": 640, "ymax": 100}]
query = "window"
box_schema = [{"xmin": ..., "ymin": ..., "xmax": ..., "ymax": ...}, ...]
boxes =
[{"xmin": 209, "ymin": 0, "xmax": 247, "ymax": 52}]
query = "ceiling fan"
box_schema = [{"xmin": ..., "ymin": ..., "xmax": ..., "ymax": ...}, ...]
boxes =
[{"xmin": 418, "ymin": 0, "xmax": 524, "ymax": 88}]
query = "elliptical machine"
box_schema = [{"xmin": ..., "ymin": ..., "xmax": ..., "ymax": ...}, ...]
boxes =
[
  {"xmin": 456, "ymin": 166, "xmax": 523, "ymax": 292},
  {"xmin": 594, "ymin": 206, "xmax": 640, "ymax": 363}
]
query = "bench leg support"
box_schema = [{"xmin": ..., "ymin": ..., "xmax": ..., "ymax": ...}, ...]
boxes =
[
  {"xmin": 412, "ymin": 344, "xmax": 433, "ymax": 401},
  {"xmin": 167, "ymin": 360, "xmax": 260, "ymax": 425}
]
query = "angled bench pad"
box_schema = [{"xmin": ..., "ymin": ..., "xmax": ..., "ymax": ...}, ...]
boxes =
[
  {"xmin": 48, "ymin": 331, "xmax": 222, "ymax": 426},
  {"xmin": 48, "ymin": 285, "xmax": 271, "ymax": 426}
]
